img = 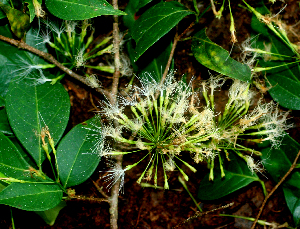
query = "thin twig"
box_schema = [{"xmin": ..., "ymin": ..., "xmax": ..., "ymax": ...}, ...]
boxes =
[
  {"xmin": 158, "ymin": 31, "xmax": 179, "ymax": 89},
  {"xmin": 155, "ymin": 22, "xmax": 194, "ymax": 100},
  {"xmin": 0, "ymin": 35, "xmax": 111, "ymax": 98},
  {"xmin": 251, "ymin": 150, "xmax": 300, "ymax": 229},
  {"xmin": 109, "ymin": 0, "xmax": 122, "ymax": 228},
  {"xmin": 173, "ymin": 202, "xmax": 234, "ymax": 229},
  {"xmin": 160, "ymin": 22, "xmax": 195, "ymax": 87},
  {"xmin": 67, "ymin": 195, "xmax": 110, "ymax": 203},
  {"xmin": 91, "ymin": 178, "xmax": 109, "ymax": 199}
]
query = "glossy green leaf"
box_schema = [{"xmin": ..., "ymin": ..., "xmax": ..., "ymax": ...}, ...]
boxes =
[
  {"xmin": 131, "ymin": 1, "xmax": 193, "ymax": 61},
  {"xmin": 0, "ymin": 26, "xmax": 48, "ymax": 98},
  {"xmin": 0, "ymin": 133, "xmax": 63, "ymax": 211},
  {"xmin": 24, "ymin": 0, "xmax": 39, "ymax": 23},
  {"xmin": 123, "ymin": 0, "xmax": 154, "ymax": 31},
  {"xmin": 267, "ymin": 72, "xmax": 300, "ymax": 110},
  {"xmin": 57, "ymin": 116, "xmax": 102, "ymax": 188},
  {"xmin": 45, "ymin": 0, "xmax": 126, "ymax": 20},
  {"xmin": 198, "ymin": 153, "xmax": 260, "ymax": 200},
  {"xmin": 123, "ymin": 0, "xmax": 139, "ymax": 31},
  {"xmin": 283, "ymin": 188, "xmax": 300, "ymax": 227},
  {"xmin": 35, "ymin": 201, "xmax": 66, "ymax": 226},
  {"xmin": 0, "ymin": 108, "xmax": 13, "ymax": 135},
  {"xmin": 5, "ymin": 80, "xmax": 70, "ymax": 167},
  {"xmin": 0, "ymin": 132, "xmax": 30, "ymax": 178},
  {"xmin": 0, "ymin": 0, "xmax": 9, "ymax": 19},
  {"xmin": 192, "ymin": 29, "xmax": 251, "ymax": 82},
  {"xmin": 8, "ymin": 135, "xmax": 36, "ymax": 168},
  {"xmin": 0, "ymin": 179, "xmax": 63, "ymax": 211},
  {"xmin": 137, "ymin": 0, "xmax": 153, "ymax": 10},
  {"xmin": 5, "ymin": 5, "xmax": 30, "ymax": 39},
  {"xmin": 261, "ymin": 135, "xmax": 300, "ymax": 226},
  {"xmin": 0, "ymin": 183, "xmax": 6, "ymax": 192},
  {"xmin": 0, "ymin": 96, "xmax": 4, "ymax": 107}
]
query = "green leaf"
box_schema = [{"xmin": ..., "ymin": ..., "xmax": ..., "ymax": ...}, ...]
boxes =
[
  {"xmin": 0, "ymin": 96, "xmax": 4, "ymax": 107},
  {"xmin": 137, "ymin": 0, "xmax": 153, "ymax": 10},
  {"xmin": 131, "ymin": 1, "xmax": 193, "ymax": 61},
  {"xmin": 0, "ymin": 108, "xmax": 13, "ymax": 135},
  {"xmin": 261, "ymin": 135, "xmax": 300, "ymax": 226},
  {"xmin": 198, "ymin": 153, "xmax": 260, "ymax": 200},
  {"xmin": 192, "ymin": 29, "xmax": 251, "ymax": 82},
  {"xmin": 0, "ymin": 183, "xmax": 6, "ymax": 192},
  {"xmin": 5, "ymin": 6, "xmax": 30, "ymax": 39},
  {"xmin": 8, "ymin": 135, "xmax": 36, "ymax": 168},
  {"xmin": 0, "ymin": 133, "xmax": 63, "ymax": 211},
  {"xmin": 123, "ymin": 0, "xmax": 153, "ymax": 31},
  {"xmin": 24, "ymin": 0, "xmax": 40, "ymax": 23},
  {"xmin": 5, "ymin": 80, "xmax": 70, "ymax": 168},
  {"xmin": 35, "ymin": 201, "xmax": 66, "ymax": 226},
  {"xmin": 45, "ymin": 0, "xmax": 126, "ymax": 20},
  {"xmin": 283, "ymin": 188, "xmax": 300, "ymax": 227},
  {"xmin": 57, "ymin": 116, "xmax": 102, "ymax": 188},
  {"xmin": 0, "ymin": 180, "xmax": 63, "ymax": 211},
  {"xmin": 267, "ymin": 72, "xmax": 300, "ymax": 110},
  {"xmin": 0, "ymin": 0, "xmax": 9, "ymax": 19},
  {"xmin": 0, "ymin": 132, "xmax": 30, "ymax": 178},
  {"xmin": 123, "ymin": 0, "xmax": 139, "ymax": 31}
]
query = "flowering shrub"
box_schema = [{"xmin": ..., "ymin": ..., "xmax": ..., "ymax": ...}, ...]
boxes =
[
  {"xmin": 99, "ymin": 73, "xmax": 291, "ymax": 190},
  {"xmin": 0, "ymin": 0, "xmax": 300, "ymax": 228}
]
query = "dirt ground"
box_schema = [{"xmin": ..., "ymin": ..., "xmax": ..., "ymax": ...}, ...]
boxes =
[{"xmin": 1, "ymin": 0, "xmax": 300, "ymax": 228}]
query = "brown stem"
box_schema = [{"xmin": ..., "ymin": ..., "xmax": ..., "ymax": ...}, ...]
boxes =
[
  {"xmin": 91, "ymin": 179, "xmax": 109, "ymax": 199},
  {"xmin": 173, "ymin": 202, "xmax": 234, "ymax": 228},
  {"xmin": 158, "ymin": 32, "xmax": 179, "ymax": 90},
  {"xmin": 67, "ymin": 195, "xmax": 110, "ymax": 203},
  {"xmin": 111, "ymin": 22, "xmax": 121, "ymax": 102},
  {"xmin": 250, "ymin": 150, "xmax": 300, "ymax": 229},
  {"xmin": 0, "ymin": 35, "xmax": 111, "ymax": 98},
  {"xmin": 109, "ymin": 1, "xmax": 122, "ymax": 229}
]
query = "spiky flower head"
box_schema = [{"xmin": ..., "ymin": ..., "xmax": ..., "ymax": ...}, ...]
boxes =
[{"xmin": 96, "ymin": 72, "xmax": 291, "ymax": 190}]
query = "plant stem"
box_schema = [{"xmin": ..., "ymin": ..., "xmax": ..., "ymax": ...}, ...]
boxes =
[
  {"xmin": 0, "ymin": 35, "xmax": 111, "ymax": 98},
  {"xmin": 178, "ymin": 176, "xmax": 202, "ymax": 212},
  {"xmin": 10, "ymin": 207, "xmax": 15, "ymax": 229},
  {"xmin": 155, "ymin": 22, "xmax": 195, "ymax": 100},
  {"xmin": 250, "ymin": 150, "xmax": 300, "ymax": 229},
  {"xmin": 109, "ymin": 0, "xmax": 122, "ymax": 228},
  {"xmin": 66, "ymin": 195, "xmax": 110, "ymax": 203}
]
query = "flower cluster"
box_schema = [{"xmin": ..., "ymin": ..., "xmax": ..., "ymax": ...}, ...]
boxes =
[
  {"xmin": 95, "ymin": 73, "xmax": 291, "ymax": 190},
  {"xmin": 16, "ymin": 19, "xmax": 115, "ymax": 86}
]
